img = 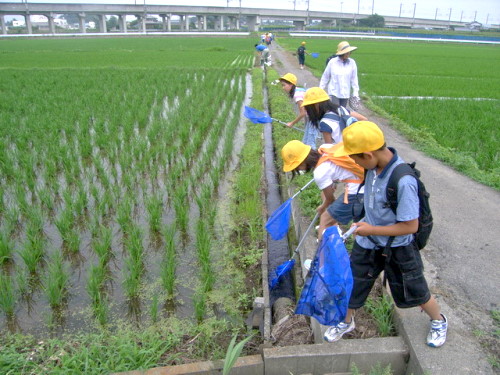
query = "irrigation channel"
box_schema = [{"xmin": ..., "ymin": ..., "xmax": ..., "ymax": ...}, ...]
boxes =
[{"xmin": 0, "ymin": 72, "xmax": 255, "ymax": 337}]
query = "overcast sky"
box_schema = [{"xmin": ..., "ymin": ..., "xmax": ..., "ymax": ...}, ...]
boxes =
[{"xmin": 1, "ymin": 0, "xmax": 498, "ymax": 24}]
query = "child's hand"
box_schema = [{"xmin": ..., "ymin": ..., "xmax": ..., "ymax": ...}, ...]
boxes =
[
  {"xmin": 353, "ymin": 221, "xmax": 374, "ymax": 236},
  {"xmin": 287, "ymin": 122, "xmax": 294, "ymax": 127}
]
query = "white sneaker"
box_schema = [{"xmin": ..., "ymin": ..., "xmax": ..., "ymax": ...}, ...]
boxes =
[
  {"xmin": 427, "ymin": 314, "xmax": 448, "ymax": 348},
  {"xmin": 303, "ymin": 259, "xmax": 312, "ymax": 271},
  {"xmin": 324, "ymin": 319, "xmax": 355, "ymax": 342}
]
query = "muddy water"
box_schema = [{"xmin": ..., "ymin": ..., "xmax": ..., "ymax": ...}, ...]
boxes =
[{"xmin": 0, "ymin": 73, "xmax": 253, "ymax": 337}]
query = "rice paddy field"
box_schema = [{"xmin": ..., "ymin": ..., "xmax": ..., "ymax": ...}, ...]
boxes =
[
  {"xmin": 279, "ymin": 38, "xmax": 500, "ymax": 188},
  {"xmin": 0, "ymin": 36, "xmax": 258, "ymax": 336}
]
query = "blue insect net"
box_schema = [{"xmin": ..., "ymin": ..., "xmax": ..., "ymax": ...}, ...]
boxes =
[
  {"xmin": 244, "ymin": 106, "xmax": 272, "ymax": 124},
  {"xmin": 270, "ymin": 258, "xmax": 296, "ymax": 289},
  {"xmin": 265, "ymin": 197, "xmax": 292, "ymax": 241},
  {"xmin": 295, "ymin": 226, "xmax": 353, "ymax": 326}
]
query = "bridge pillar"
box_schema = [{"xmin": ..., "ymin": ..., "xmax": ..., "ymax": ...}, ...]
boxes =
[
  {"xmin": 293, "ymin": 20, "xmax": 305, "ymax": 30},
  {"xmin": 247, "ymin": 15, "xmax": 260, "ymax": 32},
  {"xmin": 119, "ymin": 15, "xmax": 127, "ymax": 33},
  {"xmin": 0, "ymin": 15, "xmax": 6, "ymax": 34},
  {"xmin": 99, "ymin": 14, "xmax": 107, "ymax": 33},
  {"xmin": 44, "ymin": 13, "xmax": 56, "ymax": 34},
  {"xmin": 219, "ymin": 15, "xmax": 224, "ymax": 31},
  {"xmin": 78, "ymin": 13, "xmax": 85, "ymax": 33},
  {"xmin": 203, "ymin": 15, "xmax": 207, "ymax": 31},
  {"xmin": 185, "ymin": 14, "xmax": 190, "ymax": 31},
  {"xmin": 178, "ymin": 15, "xmax": 183, "ymax": 31},
  {"xmin": 159, "ymin": 14, "xmax": 168, "ymax": 31},
  {"xmin": 25, "ymin": 13, "xmax": 32, "ymax": 34}
]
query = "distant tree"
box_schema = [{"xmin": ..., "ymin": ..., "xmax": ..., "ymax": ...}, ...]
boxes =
[
  {"xmin": 62, "ymin": 13, "xmax": 79, "ymax": 25},
  {"xmin": 107, "ymin": 16, "xmax": 118, "ymax": 30},
  {"xmin": 358, "ymin": 14, "xmax": 385, "ymax": 28}
]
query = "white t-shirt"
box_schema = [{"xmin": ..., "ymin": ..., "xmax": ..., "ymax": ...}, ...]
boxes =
[
  {"xmin": 314, "ymin": 160, "xmax": 364, "ymax": 195},
  {"xmin": 293, "ymin": 87, "xmax": 306, "ymax": 104}
]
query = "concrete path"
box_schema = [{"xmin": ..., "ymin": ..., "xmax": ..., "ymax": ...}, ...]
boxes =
[{"xmin": 268, "ymin": 41, "xmax": 499, "ymax": 374}]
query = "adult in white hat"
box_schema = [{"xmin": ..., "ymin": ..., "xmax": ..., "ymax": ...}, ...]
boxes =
[{"xmin": 319, "ymin": 41, "xmax": 360, "ymax": 110}]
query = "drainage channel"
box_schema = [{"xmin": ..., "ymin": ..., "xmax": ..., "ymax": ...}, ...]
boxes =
[{"xmin": 261, "ymin": 69, "xmax": 295, "ymax": 313}]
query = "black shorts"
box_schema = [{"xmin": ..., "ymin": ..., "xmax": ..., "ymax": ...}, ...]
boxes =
[{"xmin": 348, "ymin": 241, "xmax": 431, "ymax": 309}]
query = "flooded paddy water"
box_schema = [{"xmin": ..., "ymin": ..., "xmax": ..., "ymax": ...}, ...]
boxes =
[{"xmin": 0, "ymin": 65, "xmax": 254, "ymax": 338}]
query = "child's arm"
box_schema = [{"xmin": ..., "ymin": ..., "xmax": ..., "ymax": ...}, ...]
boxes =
[
  {"xmin": 350, "ymin": 111, "xmax": 367, "ymax": 121},
  {"xmin": 354, "ymin": 219, "xmax": 418, "ymax": 237},
  {"xmin": 322, "ymin": 132, "xmax": 333, "ymax": 144},
  {"xmin": 317, "ymin": 185, "xmax": 335, "ymax": 215},
  {"xmin": 287, "ymin": 100, "xmax": 307, "ymax": 127}
]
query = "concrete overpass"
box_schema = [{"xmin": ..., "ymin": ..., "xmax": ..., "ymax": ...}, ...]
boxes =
[{"xmin": 0, "ymin": 2, "xmax": 469, "ymax": 35}]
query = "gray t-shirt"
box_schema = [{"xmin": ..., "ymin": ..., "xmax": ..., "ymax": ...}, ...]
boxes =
[{"xmin": 355, "ymin": 148, "xmax": 419, "ymax": 249}]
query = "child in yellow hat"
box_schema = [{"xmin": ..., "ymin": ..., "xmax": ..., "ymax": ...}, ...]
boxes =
[
  {"xmin": 281, "ymin": 140, "xmax": 364, "ymax": 240},
  {"xmin": 279, "ymin": 73, "xmax": 319, "ymax": 150},
  {"xmin": 301, "ymin": 87, "xmax": 367, "ymax": 145},
  {"xmin": 328, "ymin": 121, "xmax": 448, "ymax": 348}
]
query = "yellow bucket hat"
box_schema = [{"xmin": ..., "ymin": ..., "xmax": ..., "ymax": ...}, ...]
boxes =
[
  {"xmin": 279, "ymin": 73, "xmax": 297, "ymax": 86},
  {"xmin": 334, "ymin": 121, "xmax": 385, "ymax": 157},
  {"xmin": 301, "ymin": 87, "xmax": 330, "ymax": 107},
  {"xmin": 281, "ymin": 140, "xmax": 311, "ymax": 172},
  {"xmin": 336, "ymin": 41, "xmax": 357, "ymax": 55}
]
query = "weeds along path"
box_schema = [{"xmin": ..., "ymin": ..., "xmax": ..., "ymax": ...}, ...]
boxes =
[{"xmin": 269, "ymin": 41, "xmax": 500, "ymax": 367}]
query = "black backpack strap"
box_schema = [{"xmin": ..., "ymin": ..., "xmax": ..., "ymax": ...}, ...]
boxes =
[
  {"xmin": 385, "ymin": 162, "xmax": 418, "ymax": 247},
  {"xmin": 386, "ymin": 162, "xmax": 418, "ymax": 214}
]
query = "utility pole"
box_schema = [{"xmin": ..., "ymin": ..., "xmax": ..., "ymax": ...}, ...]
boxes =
[
  {"xmin": 435, "ymin": 8, "xmax": 438, "ymax": 20},
  {"xmin": 399, "ymin": 3, "xmax": 402, "ymax": 18},
  {"xmin": 460, "ymin": 10, "xmax": 463, "ymax": 22},
  {"xmin": 412, "ymin": 3, "xmax": 416, "ymax": 26},
  {"xmin": 371, "ymin": 0, "xmax": 374, "ymax": 15}
]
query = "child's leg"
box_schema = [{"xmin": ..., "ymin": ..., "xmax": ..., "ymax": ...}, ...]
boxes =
[
  {"xmin": 318, "ymin": 210, "xmax": 337, "ymax": 241},
  {"xmin": 420, "ymin": 295, "xmax": 442, "ymax": 321}
]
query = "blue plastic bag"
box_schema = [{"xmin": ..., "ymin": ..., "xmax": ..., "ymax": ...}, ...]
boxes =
[{"xmin": 295, "ymin": 226, "xmax": 353, "ymax": 326}]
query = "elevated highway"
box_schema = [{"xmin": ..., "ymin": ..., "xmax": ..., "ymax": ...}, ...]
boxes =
[{"xmin": 0, "ymin": 2, "xmax": 469, "ymax": 35}]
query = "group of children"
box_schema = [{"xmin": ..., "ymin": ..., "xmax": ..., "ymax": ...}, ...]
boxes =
[{"xmin": 275, "ymin": 44, "xmax": 448, "ymax": 348}]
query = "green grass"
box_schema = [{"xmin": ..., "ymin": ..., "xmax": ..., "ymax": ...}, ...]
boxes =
[{"xmin": 278, "ymin": 38, "xmax": 500, "ymax": 189}]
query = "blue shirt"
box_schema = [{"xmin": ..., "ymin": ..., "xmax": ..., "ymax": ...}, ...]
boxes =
[
  {"xmin": 255, "ymin": 44, "xmax": 267, "ymax": 52},
  {"xmin": 356, "ymin": 148, "xmax": 419, "ymax": 249}
]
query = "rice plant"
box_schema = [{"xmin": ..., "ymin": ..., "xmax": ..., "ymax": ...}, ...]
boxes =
[
  {"xmin": 43, "ymin": 250, "xmax": 69, "ymax": 309},
  {"xmin": 19, "ymin": 233, "xmax": 45, "ymax": 274},
  {"xmin": 116, "ymin": 196, "xmax": 133, "ymax": 233},
  {"xmin": 146, "ymin": 194, "xmax": 163, "ymax": 233},
  {"xmin": 91, "ymin": 226, "xmax": 113, "ymax": 266},
  {"xmin": 65, "ymin": 227, "xmax": 81, "ymax": 254},
  {"xmin": 0, "ymin": 272, "xmax": 16, "ymax": 317},
  {"xmin": 161, "ymin": 224, "xmax": 177, "ymax": 298},
  {"xmin": 173, "ymin": 189, "xmax": 188, "ymax": 234},
  {"xmin": 0, "ymin": 231, "xmax": 14, "ymax": 264},
  {"xmin": 192, "ymin": 291, "xmax": 206, "ymax": 324},
  {"xmin": 196, "ymin": 220, "xmax": 214, "ymax": 293},
  {"xmin": 122, "ymin": 225, "xmax": 144, "ymax": 300},
  {"xmin": 86, "ymin": 263, "xmax": 109, "ymax": 325}
]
